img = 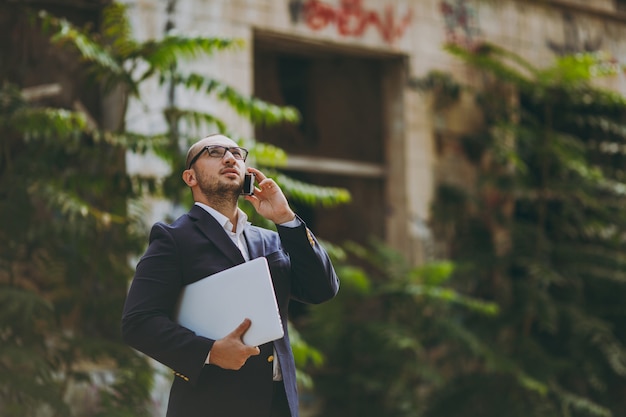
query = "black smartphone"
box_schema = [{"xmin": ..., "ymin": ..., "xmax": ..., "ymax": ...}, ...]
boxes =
[{"xmin": 241, "ymin": 173, "xmax": 255, "ymax": 196}]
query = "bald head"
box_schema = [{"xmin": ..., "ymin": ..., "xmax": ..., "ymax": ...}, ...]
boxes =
[{"xmin": 185, "ymin": 134, "xmax": 238, "ymax": 169}]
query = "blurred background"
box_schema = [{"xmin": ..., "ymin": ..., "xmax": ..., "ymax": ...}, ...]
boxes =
[{"xmin": 2, "ymin": 0, "xmax": 626, "ymax": 416}]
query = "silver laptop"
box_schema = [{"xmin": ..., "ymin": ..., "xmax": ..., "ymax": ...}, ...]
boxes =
[{"xmin": 174, "ymin": 257, "xmax": 284, "ymax": 346}]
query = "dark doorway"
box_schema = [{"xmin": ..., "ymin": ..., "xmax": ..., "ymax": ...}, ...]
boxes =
[{"xmin": 254, "ymin": 35, "xmax": 389, "ymax": 246}]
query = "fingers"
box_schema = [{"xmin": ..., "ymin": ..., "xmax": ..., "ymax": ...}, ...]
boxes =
[
  {"xmin": 246, "ymin": 167, "xmax": 264, "ymax": 181},
  {"xmin": 247, "ymin": 167, "xmax": 276, "ymax": 192},
  {"xmin": 209, "ymin": 319, "xmax": 260, "ymax": 370},
  {"xmin": 228, "ymin": 319, "xmax": 259, "ymax": 352},
  {"xmin": 243, "ymin": 168, "xmax": 293, "ymax": 223},
  {"xmin": 229, "ymin": 318, "xmax": 252, "ymax": 339}
]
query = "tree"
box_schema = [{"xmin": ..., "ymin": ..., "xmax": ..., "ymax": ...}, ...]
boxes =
[
  {"xmin": 0, "ymin": 1, "xmax": 348, "ymax": 415},
  {"xmin": 298, "ymin": 240, "xmax": 498, "ymax": 417},
  {"xmin": 416, "ymin": 44, "xmax": 626, "ymax": 417}
]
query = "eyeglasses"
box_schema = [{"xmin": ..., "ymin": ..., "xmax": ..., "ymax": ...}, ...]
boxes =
[{"xmin": 187, "ymin": 145, "xmax": 249, "ymax": 169}]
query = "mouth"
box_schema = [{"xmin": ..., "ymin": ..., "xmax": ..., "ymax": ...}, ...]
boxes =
[{"xmin": 220, "ymin": 168, "xmax": 240, "ymax": 179}]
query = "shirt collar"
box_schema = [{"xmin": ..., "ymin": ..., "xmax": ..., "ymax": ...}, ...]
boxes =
[{"xmin": 194, "ymin": 202, "xmax": 249, "ymax": 234}]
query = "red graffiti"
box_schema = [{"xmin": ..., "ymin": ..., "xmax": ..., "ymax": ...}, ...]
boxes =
[
  {"xmin": 439, "ymin": 0, "xmax": 480, "ymax": 48},
  {"xmin": 301, "ymin": 0, "xmax": 413, "ymax": 44}
]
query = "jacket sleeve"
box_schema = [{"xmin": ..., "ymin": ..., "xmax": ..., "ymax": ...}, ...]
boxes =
[
  {"xmin": 277, "ymin": 218, "xmax": 340, "ymax": 304},
  {"xmin": 121, "ymin": 222, "xmax": 212, "ymax": 385}
]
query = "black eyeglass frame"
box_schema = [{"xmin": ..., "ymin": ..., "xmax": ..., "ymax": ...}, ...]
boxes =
[{"xmin": 187, "ymin": 145, "xmax": 249, "ymax": 169}]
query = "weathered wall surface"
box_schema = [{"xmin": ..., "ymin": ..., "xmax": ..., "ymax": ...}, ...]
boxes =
[{"xmin": 123, "ymin": 0, "xmax": 626, "ymax": 264}]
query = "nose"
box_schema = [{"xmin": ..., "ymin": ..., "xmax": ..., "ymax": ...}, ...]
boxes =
[{"xmin": 222, "ymin": 149, "xmax": 237, "ymax": 163}]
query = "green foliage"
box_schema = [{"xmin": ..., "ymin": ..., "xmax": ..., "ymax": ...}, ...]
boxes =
[
  {"xmin": 0, "ymin": 76, "xmax": 150, "ymax": 415},
  {"xmin": 1, "ymin": 1, "xmax": 350, "ymax": 415},
  {"xmin": 170, "ymin": 72, "xmax": 300, "ymax": 126},
  {"xmin": 38, "ymin": 1, "xmax": 346, "ymax": 208},
  {"xmin": 300, "ymin": 241, "xmax": 499, "ymax": 417},
  {"xmin": 420, "ymin": 43, "xmax": 626, "ymax": 417},
  {"xmin": 288, "ymin": 322, "xmax": 325, "ymax": 389},
  {"xmin": 408, "ymin": 70, "xmax": 461, "ymax": 110},
  {"xmin": 274, "ymin": 172, "xmax": 352, "ymax": 207}
]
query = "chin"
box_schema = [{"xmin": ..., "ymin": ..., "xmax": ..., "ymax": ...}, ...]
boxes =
[{"xmin": 217, "ymin": 181, "xmax": 243, "ymax": 195}]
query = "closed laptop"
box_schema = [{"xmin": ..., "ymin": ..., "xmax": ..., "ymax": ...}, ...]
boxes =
[{"xmin": 175, "ymin": 257, "xmax": 284, "ymax": 346}]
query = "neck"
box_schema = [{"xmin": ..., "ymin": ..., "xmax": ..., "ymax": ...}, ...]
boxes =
[
  {"xmin": 192, "ymin": 182, "xmax": 241, "ymax": 228},
  {"xmin": 201, "ymin": 197, "xmax": 239, "ymax": 230}
]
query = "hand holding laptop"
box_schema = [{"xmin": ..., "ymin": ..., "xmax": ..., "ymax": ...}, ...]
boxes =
[{"xmin": 208, "ymin": 318, "xmax": 260, "ymax": 370}]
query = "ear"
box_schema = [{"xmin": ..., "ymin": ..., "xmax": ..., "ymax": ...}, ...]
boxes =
[{"xmin": 182, "ymin": 169, "xmax": 197, "ymax": 186}]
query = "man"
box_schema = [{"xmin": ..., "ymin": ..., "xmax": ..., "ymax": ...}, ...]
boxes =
[{"xmin": 121, "ymin": 133, "xmax": 339, "ymax": 417}]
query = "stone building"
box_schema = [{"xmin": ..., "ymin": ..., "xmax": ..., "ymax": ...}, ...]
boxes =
[{"xmin": 124, "ymin": 0, "xmax": 626, "ymax": 263}]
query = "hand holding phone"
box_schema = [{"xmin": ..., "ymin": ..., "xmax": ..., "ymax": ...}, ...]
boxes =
[{"xmin": 241, "ymin": 173, "xmax": 255, "ymax": 196}]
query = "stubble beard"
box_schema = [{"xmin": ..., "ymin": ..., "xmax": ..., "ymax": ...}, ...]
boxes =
[{"xmin": 198, "ymin": 175, "xmax": 242, "ymax": 207}]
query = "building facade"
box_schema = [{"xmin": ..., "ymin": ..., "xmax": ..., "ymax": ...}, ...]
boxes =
[{"xmin": 124, "ymin": 0, "xmax": 626, "ymax": 265}]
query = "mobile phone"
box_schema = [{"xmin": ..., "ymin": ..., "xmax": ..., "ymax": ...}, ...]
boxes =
[{"xmin": 241, "ymin": 173, "xmax": 255, "ymax": 196}]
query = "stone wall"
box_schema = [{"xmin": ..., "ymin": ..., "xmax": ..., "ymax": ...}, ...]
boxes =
[{"xmin": 123, "ymin": 0, "xmax": 626, "ymax": 264}]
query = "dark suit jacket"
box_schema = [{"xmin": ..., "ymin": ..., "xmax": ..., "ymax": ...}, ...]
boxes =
[{"xmin": 121, "ymin": 205, "xmax": 339, "ymax": 417}]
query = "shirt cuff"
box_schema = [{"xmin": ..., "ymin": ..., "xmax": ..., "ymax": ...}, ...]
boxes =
[{"xmin": 279, "ymin": 216, "xmax": 301, "ymax": 228}]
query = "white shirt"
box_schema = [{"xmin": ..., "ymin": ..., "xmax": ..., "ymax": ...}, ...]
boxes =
[{"xmin": 195, "ymin": 203, "xmax": 251, "ymax": 260}]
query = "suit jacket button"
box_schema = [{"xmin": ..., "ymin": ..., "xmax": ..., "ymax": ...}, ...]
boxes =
[{"xmin": 267, "ymin": 355, "xmax": 274, "ymax": 362}]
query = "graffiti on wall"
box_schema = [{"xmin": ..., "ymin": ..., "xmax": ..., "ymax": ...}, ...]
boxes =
[
  {"xmin": 547, "ymin": 12, "xmax": 602, "ymax": 56},
  {"xmin": 288, "ymin": 0, "xmax": 413, "ymax": 44},
  {"xmin": 440, "ymin": 0, "xmax": 480, "ymax": 48},
  {"xmin": 546, "ymin": 12, "xmax": 626, "ymax": 86}
]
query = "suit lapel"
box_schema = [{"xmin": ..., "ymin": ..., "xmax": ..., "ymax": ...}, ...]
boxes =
[
  {"xmin": 189, "ymin": 205, "xmax": 245, "ymax": 265},
  {"xmin": 244, "ymin": 226, "xmax": 264, "ymax": 259}
]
